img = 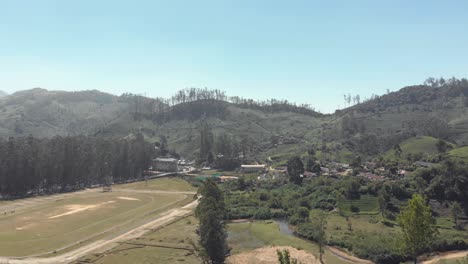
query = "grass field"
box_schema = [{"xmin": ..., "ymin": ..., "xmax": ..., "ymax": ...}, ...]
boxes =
[
  {"xmin": 449, "ymin": 146, "xmax": 468, "ymax": 161},
  {"xmin": 228, "ymin": 221, "xmax": 347, "ymax": 264},
  {"xmin": 0, "ymin": 177, "xmax": 196, "ymax": 257},
  {"xmin": 383, "ymin": 136, "xmax": 454, "ymax": 160},
  {"xmin": 338, "ymin": 195, "xmax": 380, "ymax": 215},
  {"xmin": 113, "ymin": 177, "xmax": 196, "ymax": 192},
  {"xmin": 319, "ymin": 208, "xmax": 468, "ymax": 260},
  {"xmin": 73, "ymin": 216, "xmax": 201, "ymax": 264}
]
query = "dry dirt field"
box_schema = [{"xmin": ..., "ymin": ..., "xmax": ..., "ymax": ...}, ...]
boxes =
[{"xmin": 228, "ymin": 246, "xmax": 319, "ymax": 264}]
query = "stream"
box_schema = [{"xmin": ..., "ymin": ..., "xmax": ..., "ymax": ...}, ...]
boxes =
[{"xmin": 276, "ymin": 218, "xmax": 294, "ymax": 236}]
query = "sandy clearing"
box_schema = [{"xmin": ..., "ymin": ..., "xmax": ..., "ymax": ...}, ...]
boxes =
[
  {"xmin": 48, "ymin": 201, "xmax": 115, "ymax": 219},
  {"xmin": 227, "ymin": 246, "xmax": 319, "ymax": 264},
  {"xmin": 117, "ymin": 196, "xmax": 140, "ymax": 201}
]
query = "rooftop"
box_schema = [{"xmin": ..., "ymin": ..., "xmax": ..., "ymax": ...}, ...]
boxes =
[
  {"xmin": 241, "ymin": 164, "xmax": 265, "ymax": 167},
  {"xmin": 154, "ymin": 158, "xmax": 178, "ymax": 162}
]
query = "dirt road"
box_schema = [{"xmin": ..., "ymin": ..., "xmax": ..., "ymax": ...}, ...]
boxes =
[
  {"xmin": 422, "ymin": 250, "xmax": 468, "ymax": 264},
  {"xmin": 327, "ymin": 246, "xmax": 374, "ymax": 264},
  {"xmin": 0, "ymin": 195, "xmax": 198, "ymax": 264}
]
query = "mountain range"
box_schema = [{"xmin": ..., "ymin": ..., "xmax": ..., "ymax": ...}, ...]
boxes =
[{"xmin": 0, "ymin": 80, "xmax": 467, "ymax": 162}]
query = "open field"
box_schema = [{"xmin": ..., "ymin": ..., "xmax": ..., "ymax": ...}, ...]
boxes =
[
  {"xmin": 318, "ymin": 208, "xmax": 468, "ymax": 261},
  {"xmin": 0, "ymin": 177, "xmax": 196, "ymax": 258},
  {"xmin": 0, "ymin": 191, "xmax": 187, "ymax": 257},
  {"xmin": 72, "ymin": 215, "xmax": 201, "ymax": 264},
  {"xmin": 338, "ymin": 195, "xmax": 380, "ymax": 215}
]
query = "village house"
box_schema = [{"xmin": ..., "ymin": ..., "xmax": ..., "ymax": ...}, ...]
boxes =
[
  {"xmin": 153, "ymin": 158, "xmax": 178, "ymax": 172},
  {"xmin": 329, "ymin": 162, "xmax": 350, "ymax": 172},
  {"xmin": 398, "ymin": 169, "xmax": 409, "ymax": 177},
  {"xmin": 219, "ymin": 176, "xmax": 239, "ymax": 183},
  {"xmin": 364, "ymin": 162, "xmax": 377, "ymax": 170},
  {"xmin": 303, "ymin": 171, "xmax": 316, "ymax": 177},
  {"xmin": 415, "ymin": 161, "xmax": 436, "ymax": 168},
  {"xmin": 274, "ymin": 166, "xmax": 287, "ymax": 172},
  {"xmin": 360, "ymin": 172, "xmax": 384, "ymax": 181},
  {"xmin": 241, "ymin": 164, "xmax": 266, "ymax": 173}
]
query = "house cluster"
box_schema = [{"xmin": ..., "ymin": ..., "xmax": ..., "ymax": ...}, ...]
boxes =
[{"xmin": 151, "ymin": 154, "xmax": 437, "ymax": 184}]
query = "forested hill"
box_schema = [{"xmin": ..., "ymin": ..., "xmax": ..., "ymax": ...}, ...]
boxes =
[
  {"xmin": 1, "ymin": 79, "xmax": 468, "ymax": 161},
  {"xmin": 327, "ymin": 78, "xmax": 468, "ymax": 158},
  {"xmin": 0, "ymin": 88, "xmax": 128, "ymax": 137}
]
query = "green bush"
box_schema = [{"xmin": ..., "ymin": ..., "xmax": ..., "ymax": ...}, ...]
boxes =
[
  {"xmin": 254, "ymin": 207, "xmax": 272, "ymax": 220},
  {"xmin": 350, "ymin": 205, "xmax": 360, "ymax": 213}
]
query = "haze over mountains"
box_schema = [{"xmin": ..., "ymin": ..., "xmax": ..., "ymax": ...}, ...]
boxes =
[
  {"xmin": 1, "ymin": 79, "xmax": 467, "ymax": 161},
  {"xmin": 0, "ymin": 90, "xmax": 7, "ymax": 98}
]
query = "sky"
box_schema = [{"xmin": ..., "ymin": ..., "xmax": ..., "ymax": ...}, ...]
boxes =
[{"xmin": 1, "ymin": 1, "xmax": 467, "ymax": 113}]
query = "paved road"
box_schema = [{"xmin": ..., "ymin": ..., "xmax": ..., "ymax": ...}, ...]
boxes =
[{"xmin": 0, "ymin": 192, "xmax": 198, "ymax": 264}]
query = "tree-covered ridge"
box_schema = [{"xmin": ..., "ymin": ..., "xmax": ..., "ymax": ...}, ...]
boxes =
[
  {"xmin": 0, "ymin": 133, "xmax": 153, "ymax": 198},
  {"xmin": 121, "ymin": 87, "xmax": 322, "ymax": 123},
  {"xmin": 340, "ymin": 77, "xmax": 468, "ymax": 114}
]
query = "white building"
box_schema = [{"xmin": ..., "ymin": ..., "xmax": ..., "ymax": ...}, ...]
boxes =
[{"xmin": 240, "ymin": 164, "xmax": 266, "ymax": 173}]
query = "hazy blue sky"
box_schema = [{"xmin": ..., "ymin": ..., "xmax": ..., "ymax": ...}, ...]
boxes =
[{"xmin": 1, "ymin": 1, "xmax": 467, "ymax": 113}]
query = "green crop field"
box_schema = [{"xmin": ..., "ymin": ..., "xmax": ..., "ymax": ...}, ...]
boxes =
[{"xmin": 0, "ymin": 178, "xmax": 194, "ymax": 257}]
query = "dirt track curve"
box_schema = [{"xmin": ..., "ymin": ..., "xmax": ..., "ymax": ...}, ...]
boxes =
[
  {"xmin": 422, "ymin": 250, "xmax": 468, "ymax": 264},
  {"xmin": 0, "ymin": 190, "xmax": 198, "ymax": 264}
]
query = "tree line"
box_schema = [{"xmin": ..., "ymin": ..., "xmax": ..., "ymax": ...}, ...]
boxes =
[
  {"xmin": 120, "ymin": 88, "xmax": 321, "ymax": 123},
  {"xmin": 197, "ymin": 120, "xmax": 251, "ymax": 170},
  {"xmin": 0, "ymin": 133, "xmax": 153, "ymax": 198}
]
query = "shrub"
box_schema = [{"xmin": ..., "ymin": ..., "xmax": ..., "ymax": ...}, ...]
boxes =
[
  {"xmin": 254, "ymin": 207, "xmax": 272, "ymax": 220},
  {"xmin": 350, "ymin": 205, "xmax": 360, "ymax": 213}
]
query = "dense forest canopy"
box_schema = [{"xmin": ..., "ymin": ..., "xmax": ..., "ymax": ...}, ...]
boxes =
[{"xmin": 0, "ymin": 133, "xmax": 153, "ymax": 198}]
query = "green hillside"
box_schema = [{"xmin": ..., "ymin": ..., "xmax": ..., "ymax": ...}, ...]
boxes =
[
  {"xmin": 383, "ymin": 136, "xmax": 454, "ymax": 160},
  {"xmin": 448, "ymin": 146, "xmax": 468, "ymax": 161},
  {"xmin": 1, "ymin": 82, "xmax": 468, "ymax": 162}
]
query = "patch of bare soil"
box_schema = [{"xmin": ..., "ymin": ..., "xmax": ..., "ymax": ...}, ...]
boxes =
[
  {"xmin": 227, "ymin": 246, "xmax": 319, "ymax": 264},
  {"xmin": 48, "ymin": 201, "xmax": 115, "ymax": 219},
  {"xmin": 117, "ymin": 196, "xmax": 140, "ymax": 201}
]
